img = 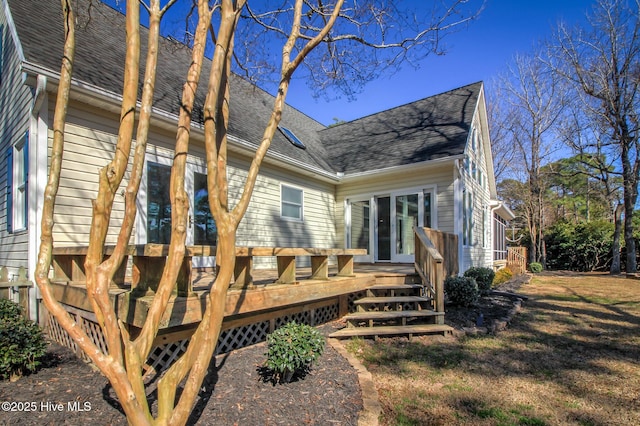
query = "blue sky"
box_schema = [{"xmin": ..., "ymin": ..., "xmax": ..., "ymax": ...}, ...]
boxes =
[{"xmin": 285, "ymin": 0, "xmax": 596, "ymax": 126}]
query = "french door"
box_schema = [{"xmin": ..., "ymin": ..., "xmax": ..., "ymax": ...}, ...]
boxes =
[
  {"xmin": 347, "ymin": 188, "xmax": 434, "ymax": 263},
  {"xmin": 144, "ymin": 160, "xmax": 217, "ymax": 268}
]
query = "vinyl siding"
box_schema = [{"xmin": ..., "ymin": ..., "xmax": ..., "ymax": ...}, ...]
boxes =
[
  {"xmin": 460, "ymin": 118, "xmax": 493, "ymax": 270},
  {"xmin": 49, "ymin": 102, "xmax": 130, "ymax": 246},
  {"xmin": 0, "ymin": 13, "xmax": 32, "ymax": 272},
  {"xmin": 55, "ymin": 108, "xmax": 338, "ymax": 265}
]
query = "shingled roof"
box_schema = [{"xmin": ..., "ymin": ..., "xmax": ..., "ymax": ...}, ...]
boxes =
[
  {"xmin": 319, "ymin": 82, "xmax": 481, "ymax": 174},
  {"xmin": 8, "ymin": 0, "xmax": 335, "ymax": 174},
  {"xmin": 7, "ymin": 0, "xmax": 481, "ymax": 178}
]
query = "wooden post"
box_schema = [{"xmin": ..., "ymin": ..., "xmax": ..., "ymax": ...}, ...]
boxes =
[
  {"xmin": 0, "ymin": 267, "xmax": 8, "ymax": 300},
  {"xmin": 434, "ymin": 260, "xmax": 444, "ymax": 325},
  {"xmin": 232, "ymin": 256, "xmax": 254, "ymax": 288},
  {"xmin": 336, "ymin": 255, "xmax": 355, "ymax": 277},
  {"xmin": 276, "ymin": 256, "xmax": 296, "ymax": 284},
  {"xmin": 310, "ymin": 256, "xmax": 329, "ymax": 280}
]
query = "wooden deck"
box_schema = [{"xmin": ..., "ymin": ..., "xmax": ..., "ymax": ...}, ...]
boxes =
[{"xmin": 48, "ymin": 230, "xmax": 455, "ymax": 348}]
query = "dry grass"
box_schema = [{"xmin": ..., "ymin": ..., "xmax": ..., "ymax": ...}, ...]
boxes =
[{"xmin": 347, "ymin": 273, "xmax": 640, "ymax": 425}]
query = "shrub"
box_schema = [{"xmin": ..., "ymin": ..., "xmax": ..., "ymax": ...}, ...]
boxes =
[
  {"xmin": 444, "ymin": 276, "xmax": 479, "ymax": 307},
  {"xmin": 529, "ymin": 262, "xmax": 543, "ymax": 273},
  {"xmin": 463, "ymin": 267, "xmax": 495, "ymax": 295},
  {"xmin": 545, "ymin": 220, "xmax": 614, "ymax": 271},
  {"xmin": 264, "ymin": 321, "xmax": 325, "ymax": 384},
  {"xmin": 0, "ymin": 299, "xmax": 47, "ymax": 381},
  {"xmin": 493, "ymin": 267, "xmax": 513, "ymax": 286}
]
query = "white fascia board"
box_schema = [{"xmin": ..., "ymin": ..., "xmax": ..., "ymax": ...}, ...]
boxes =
[
  {"xmin": 20, "ymin": 62, "xmax": 341, "ymax": 184},
  {"xmin": 339, "ymin": 155, "xmax": 462, "ymax": 183}
]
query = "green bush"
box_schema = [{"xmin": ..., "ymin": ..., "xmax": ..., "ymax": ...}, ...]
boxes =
[
  {"xmin": 444, "ymin": 276, "xmax": 479, "ymax": 307},
  {"xmin": 463, "ymin": 267, "xmax": 495, "ymax": 295},
  {"xmin": 529, "ymin": 262, "xmax": 543, "ymax": 273},
  {"xmin": 493, "ymin": 267, "xmax": 513, "ymax": 286},
  {"xmin": 264, "ymin": 321, "xmax": 325, "ymax": 384},
  {"xmin": 0, "ymin": 299, "xmax": 47, "ymax": 381},
  {"xmin": 545, "ymin": 220, "xmax": 614, "ymax": 271}
]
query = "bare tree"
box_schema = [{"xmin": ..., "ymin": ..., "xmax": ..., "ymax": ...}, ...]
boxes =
[
  {"xmin": 486, "ymin": 83, "xmax": 517, "ymax": 182},
  {"xmin": 494, "ymin": 53, "xmax": 565, "ymax": 265},
  {"xmin": 554, "ymin": 94, "xmax": 625, "ymax": 273},
  {"xmin": 34, "ymin": 0, "xmax": 482, "ymax": 424},
  {"xmin": 548, "ymin": 0, "xmax": 640, "ymax": 272}
]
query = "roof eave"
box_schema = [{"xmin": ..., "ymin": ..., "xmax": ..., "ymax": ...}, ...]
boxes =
[{"xmin": 339, "ymin": 155, "xmax": 463, "ymax": 183}]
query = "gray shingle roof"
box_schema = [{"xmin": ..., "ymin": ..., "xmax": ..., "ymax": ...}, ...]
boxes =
[
  {"xmin": 8, "ymin": 0, "xmax": 335, "ymax": 173},
  {"xmin": 319, "ymin": 82, "xmax": 481, "ymax": 174},
  {"xmin": 8, "ymin": 0, "xmax": 479, "ymax": 177}
]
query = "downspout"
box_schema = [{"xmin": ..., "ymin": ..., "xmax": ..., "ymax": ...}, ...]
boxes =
[
  {"xmin": 33, "ymin": 74, "xmax": 47, "ymax": 112},
  {"xmin": 489, "ymin": 200, "xmax": 501, "ymax": 269},
  {"xmin": 29, "ymin": 74, "xmax": 47, "ymax": 325}
]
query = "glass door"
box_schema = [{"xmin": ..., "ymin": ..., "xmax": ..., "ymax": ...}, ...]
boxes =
[
  {"xmin": 392, "ymin": 193, "xmax": 419, "ymax": 263},
  {"xmin": 376, "ymin": 197, "xmax": 391, "ymax": 261},
  {"xmin": 143, "ymin": 160, "xmax": 216, "ymax": 268},
  {"xmin": 186, "ymin": 166, "xmax": 217, "ymax": 268}
]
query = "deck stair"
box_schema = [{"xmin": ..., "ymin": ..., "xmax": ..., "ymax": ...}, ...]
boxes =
[{"xmin": 329, "ymin": 273, "xmax": 453, "ymax": 339}]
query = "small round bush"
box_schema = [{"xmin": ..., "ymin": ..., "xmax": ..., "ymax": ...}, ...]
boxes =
[
  {"xmin": 463, "ymin": 267, "xmax": 495, "ymax": 295},
  {"xmin": 264, "ymin": 321, "xmax": 325, "ymax": 383},
  {"xmin": 0, "ymin": 299, "xmax": 47, "ymax": 381},
  {"xmin": 529, "ymin": 262, "xmax": 543, "ymax": 273},
  {"xmin": 493, "ymin": 267, "xmax": 513, "ymax": 286},
  {"xmin": 444, "ymin": 276, "xmax": 479, "ymax": 307}
]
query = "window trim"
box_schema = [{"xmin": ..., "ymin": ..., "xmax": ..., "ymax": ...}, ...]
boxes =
[
  {"xmin": 7, "ymin": 132, "xmax": 29, "ymax": 233},
  {"xmin": 280, "ymin": 183, "xmax": 304, "ymax": 221}
]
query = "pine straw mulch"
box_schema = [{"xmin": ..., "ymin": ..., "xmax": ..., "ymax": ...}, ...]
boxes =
[{"xmin": 0, "ymin": 278, "xmax": 530, "ymax": 425}]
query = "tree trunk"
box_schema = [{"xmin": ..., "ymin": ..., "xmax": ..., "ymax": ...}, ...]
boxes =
[{"xmin": 610, "ymin": 203, "xmax": 624, "ymax": 274}]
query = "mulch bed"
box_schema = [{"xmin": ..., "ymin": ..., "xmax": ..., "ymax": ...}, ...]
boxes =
[
  {"xmin": 0, "ymin": 277, "xmax": 529, "ymax": 425},
  {"xmin": 0, "ymin": 323, "xmax": 361, "ymax": 425}
]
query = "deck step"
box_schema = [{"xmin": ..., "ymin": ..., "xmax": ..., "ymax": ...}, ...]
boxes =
[
  {"xmin": 329, "ymin": 324, "xmax": 453, "ymax": 338},
  {"xmin": 354, "ymin": 296, "xmax": 431, "ymax": 305},
  {"xmin": 374, "ymin": 274, "xmax": 422, "ymax": 285},
  {"xmin": 367, "ymin": 284, "xmax": 423, "ymax": 291},
  {"xmin": 343, "ymin": 310, "xmax": 443, "ymax": 321}
]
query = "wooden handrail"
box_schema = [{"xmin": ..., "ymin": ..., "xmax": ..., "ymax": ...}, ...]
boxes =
[{"xmin": 413, "ymin": 226, "xmax": 445, "ymax": 324}]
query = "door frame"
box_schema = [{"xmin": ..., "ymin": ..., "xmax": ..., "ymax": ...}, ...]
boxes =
[
  {"xmin": 345, "ymin": 185, "xmax": 437, "ymax": 264},
  {"xmin": 136, "ymin": 154, "xmax": 216, "ymax": 268}
]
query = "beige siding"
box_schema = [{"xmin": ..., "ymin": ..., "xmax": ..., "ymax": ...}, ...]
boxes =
[
  {"xmin": 0, "ymin": 15, "xmax": 33, "ymax": 272},
  {"xmin": 461, "ymin": 118, "xmax": 493, "ymax": 270},
  {"xmin": 50, "ymin": 102, "xmax": 130, "ymax": 246},
  {"xmin": 234, "ymin": 160, "xmax": 336, "ymax": 249},
  {"xmin": 335, "ymin": 162, "xmax": 456, "ymax": 247}
]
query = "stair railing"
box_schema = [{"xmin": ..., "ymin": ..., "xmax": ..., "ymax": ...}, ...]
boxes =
[{"xmin": 413, "ymin": 226, "xmax": 445, "ymax": 324}]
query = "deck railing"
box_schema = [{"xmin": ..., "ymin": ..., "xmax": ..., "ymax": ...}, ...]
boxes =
[
  {"xmin": 507, "ymin": 246, "xmax": 527, "ymax": 274},
  {"xmin": 413, "ymin": 226, "xmax": 447, "ymax": 324},
  {"xmin": 51, "ymin": 244, "xmax": 367, "ymax": 296}
]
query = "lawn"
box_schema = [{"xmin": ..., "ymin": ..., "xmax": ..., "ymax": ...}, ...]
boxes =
[{"xmin": 347, "ymin": 273, "xmax": 640, "ymax": 425}]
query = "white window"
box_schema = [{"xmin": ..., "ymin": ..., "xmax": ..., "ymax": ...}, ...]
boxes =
[
  {"xmin": 463, "ymin": 189, "xmax": 473, "ymax": 246},
  {"xmin": 6, "ymin": 133, "xmax": 28, "ymax": 232},
  {"xmin": 281, "ymin": 184, "xmax": 303, "ymax": 220}
]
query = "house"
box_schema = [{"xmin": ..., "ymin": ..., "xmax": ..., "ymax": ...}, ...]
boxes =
[{"xmin": 0, "ymin": 0, "xmax": 514, "ymax": 324}]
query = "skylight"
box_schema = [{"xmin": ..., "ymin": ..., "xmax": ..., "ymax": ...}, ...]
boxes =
[{"xmin": 278, "ymin": 126, "xmax": 306, "ymax": 149}]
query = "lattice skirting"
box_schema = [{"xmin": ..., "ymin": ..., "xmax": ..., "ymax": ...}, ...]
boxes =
[{"xmin": 46, "ymin": 299, "xmax": 341, "ymax": 375}]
